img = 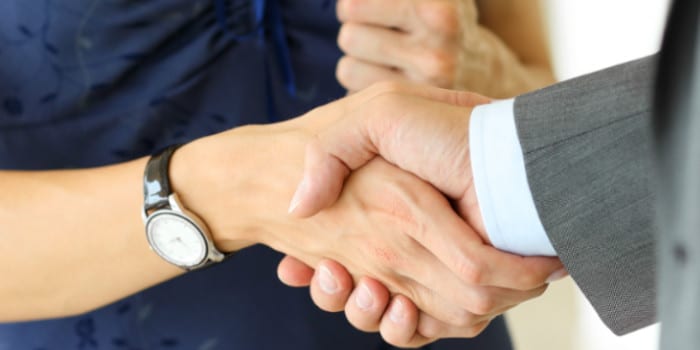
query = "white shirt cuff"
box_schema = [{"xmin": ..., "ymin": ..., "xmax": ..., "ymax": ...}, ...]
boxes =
[{"xmin": 469, "ymin": 99, "xmax": 557, "ymax": 256}]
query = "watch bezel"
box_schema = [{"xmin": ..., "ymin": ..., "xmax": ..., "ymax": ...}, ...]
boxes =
[
  {"xmin": 142, "ymin": 144, "xmax": 228, "ymax": 270},
  {"xmin": 145, "ymin": 209, "xmax": 210, "ymax": 269}
]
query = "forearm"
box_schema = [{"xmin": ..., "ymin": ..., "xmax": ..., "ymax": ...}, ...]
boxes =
[
  {"xmin": 514, "ymin": 57, "xmax": 657, "ymax": 334},
  {"xmin": 0, "ymin": 158, "xmax": 182, "ymax": 321},
  {"xmin": 0, "ymin": 115, "xmax": 327, "ymax": 322}
]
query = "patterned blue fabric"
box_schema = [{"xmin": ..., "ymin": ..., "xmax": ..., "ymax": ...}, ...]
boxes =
[{"xmin": 0, "ymin": 1, "xmax": 513, "ymax": 349}]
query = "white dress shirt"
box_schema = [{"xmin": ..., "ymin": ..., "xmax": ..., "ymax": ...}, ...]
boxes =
[{"xmin": 469, "ymin": 99, "xmax": 557, "ymax": 256}]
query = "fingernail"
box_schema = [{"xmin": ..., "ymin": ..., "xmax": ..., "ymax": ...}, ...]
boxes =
[
  {"xmin": 288, "ymin": 178, "xmax": 308, "ymax": 214},
  {"xmin": 546, "ymin": 267, "xmax": 568, "ymax": 283},
  {"xmin": 389, "ymin": 299, "xmax": 405, "ymax": 324},
  {"xmin": 355, "ymin": 284, "xmax": 374, "ymax": 310},
  {"xmin": 318, "ymin": 266, "xmax": 339, "ymax": 294}
]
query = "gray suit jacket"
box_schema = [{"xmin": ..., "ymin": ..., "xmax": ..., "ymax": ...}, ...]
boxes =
[{"xmin": 512, "ymin": 1, "xmax": 698, "ymax": 347}]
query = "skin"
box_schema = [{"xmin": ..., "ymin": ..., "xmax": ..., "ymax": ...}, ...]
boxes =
[
  {"xmin": 0, "ymin": 83, "xmax": 561, "ymax": 329},
  {"xmin": 1, "ymin": 1, "xmax": 557, "ymax": 342},
  {"xmin": 335, "ymin": 0, "xmax": 555, "ymax": 97},
  {"xmin": 279, "ymin": 82, "xmax": 568, "ymax": 347},
  {"xmin": 277, "ymin": 1, "xmax": 558, "ymax": 345}
]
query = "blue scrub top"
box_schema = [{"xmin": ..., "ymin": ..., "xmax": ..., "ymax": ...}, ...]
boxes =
[{"xmin": 0, "ymin": 1, "xmax": 512, "ymax": 349}]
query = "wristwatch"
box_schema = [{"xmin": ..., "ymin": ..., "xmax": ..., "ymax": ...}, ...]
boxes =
[{"xmin": 142, "ymin": 144, "xmax": 227, "ymax": 270}]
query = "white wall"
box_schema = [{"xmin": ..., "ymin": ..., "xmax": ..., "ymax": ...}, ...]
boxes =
[
  {"xmin": 544, "ymin": 0, "xmax": 670, "ymax": 349},
  {"xmin": 546, "ymin": 0, "xmax": 670, "ymax": 79}
]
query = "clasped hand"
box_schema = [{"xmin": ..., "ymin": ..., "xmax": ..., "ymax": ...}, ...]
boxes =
[
  {"xmin": 276, "ymin": 82, "xmax": 564, "ymax": 347},
  {"xmin": 335, "ymin": 0, "xmax": 534, "ymax": 97}
]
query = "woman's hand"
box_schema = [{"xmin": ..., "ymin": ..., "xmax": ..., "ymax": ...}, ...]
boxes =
[
  {"xmin": 280, "ymin": 256, "xmax": 564, "ymax": 348},
  {"xmin": 335, "ymin": 0, "xmax": 555, "ymax": 97}
]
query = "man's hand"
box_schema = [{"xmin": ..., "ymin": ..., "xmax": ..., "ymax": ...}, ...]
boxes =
[
  {"xmin": 279, "ymin": 82, "xmax": 565, "ymax": 346},
  {"xmin": 288, "ymin": 82, "xmax": 487, "ymax": 238}
]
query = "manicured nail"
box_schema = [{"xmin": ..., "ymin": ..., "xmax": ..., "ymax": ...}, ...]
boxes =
[
  {"xmin": 288, "ymin": 178, "xmax": 308, "ymax": 214},
  {"xmin": 318, "ymin": 266, "xmax": 339, "ymax": 294},
  {"xmin": 546, "ymin": 268, "xmax": 568, "ymax": 283},
  {"xmin": 355, "ymin": 284, "xmax": 374, "ymax": 310},
  {"xmin": 389, "ymin": 299, "xmax": 405, "ymax": 324}
]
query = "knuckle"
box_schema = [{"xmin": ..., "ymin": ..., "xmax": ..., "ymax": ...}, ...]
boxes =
[
  {"xmin": 337, "ymin": 24, "xmax": 355, "ymax": 52},
  {"xmin": 455, "ymin": 256, "xmax": 485, "ymax": 285},
  {"xmin": 377, "ymin": 183, "xmax": 419, "ymax": 226},
  {"xmin": 523, "ymin": 274, "xmax": 544, "ymax": 290},
  {"xmin": 417, "ymin": 1, "xmax": 461, "ymax": 36},
  {"xmin": 468, "ymin": 293, "xmax": 496, "ymax": 316},
  {"xmin": 346, "ymin": 310, "xmax": 379, "ymax": 332},
  {"xmin": 391, "ymin": 276, "xmax": 422, "ymax": 305},
  {"xmin": 517, "ymin": 265, "xmax": 546, "ymax": 290},
  {"xmin": 335, "ymin": 56, "xmax": 355, "ymax": 88},
  {"xmin": 449, "ymin": 308, "xmax": 478, "ymax": 328},
  {"xmin": 337, "ymin": 0, "xmax": 363, "ymax": 21},
  {"xmin": 310, "ymin": 290, "xmax": 339, "ymax": 313},
  {"xmin": 418, "ymin": 320, "xmax": 441, "ymax": 339},
  {"xmin": 420, "ymin": 51, "xmax": 457, "ymax": 87}
]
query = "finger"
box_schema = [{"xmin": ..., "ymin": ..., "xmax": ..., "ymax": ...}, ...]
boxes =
[
  {"xmin": 337, "ymin": 0, "xmax": 415, "ymax": 31},
  {"xmin": 344, "ymin": 277, "xmax": 390, "ymax": 332},
  {"xmin": 338, "ymin": 23, "xmax": 413, "ymax": 71},
  {"xmin": 411, "ymin": 271, "xmax": 549, "ymax": 319},
  {"xmin": 442, "ymin": 232, "xmax": 565, "ymax": 290},
  {"xmin": 417, "ymin": 312, "xmax": 491, "ymax": 339},
  {"xmin": 309, "ymin": 260, "xmax": 354, "ymax": 312},
  {"xmin": 456, "ymin": 284, "xmax": 550, "ymax": 318},
  {"xmin": 277, "ymin": 255, "xmax": 314, "ymax": 287},
  {"xmin": 419, "ymin": 211, "xmax": 565, "ymax": 289},
  {"xmin": 334, "ymin": 171, "xmax": 555, "ymax": 310},
  {"xmin": 287, "ymin": 139, "xmax": 350, "ymax": 217},
  {"xmin": 336, "ymin": 56, "xmax": 406, "ymax": 92},
  {"xmin": 379, "ymin": 295, "xmax": 432, "ymax": 348},
  {"xmin": 289, "ymin": 86, "xmax": 490, "ymax": 217},
  {"xmin": 394, "ymin": 183, "xmax": 565, "ymax": 289}
]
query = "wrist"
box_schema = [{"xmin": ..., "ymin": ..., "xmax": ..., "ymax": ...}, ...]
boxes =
[
  {"xmin": 169, "ymin": 124, "xmax": 312, "ymax": 254},
  {"xmin": 460, "ymin": 27, "xmax": 547, "ymax": 98}
]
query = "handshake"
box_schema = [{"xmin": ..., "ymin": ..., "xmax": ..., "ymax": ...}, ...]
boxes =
[{"xmin": 258, "ymin": 82, "xmax": 567, "ymax": 347}]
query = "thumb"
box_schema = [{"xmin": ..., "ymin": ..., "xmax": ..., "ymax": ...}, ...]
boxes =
[
  {"xmin": 288, "ymin": 108, "xmax": 382, "ymax": 217},
  {"xmin": 288, "ymin": 141, "xmax": 353, "ymax": 217},
  {"xmin": 288, "ymin": 84, "xmax": 491, "ymax": 217}
]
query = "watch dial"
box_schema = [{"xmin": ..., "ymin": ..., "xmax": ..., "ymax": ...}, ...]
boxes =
[{"xmin": 147, "ymin": 213, "xmax": 207, "ymax": 267}]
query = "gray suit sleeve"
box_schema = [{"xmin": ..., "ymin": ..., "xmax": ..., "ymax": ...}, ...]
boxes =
[{"xmin": 513, "ymin": 56, "xmax": 657, "ymax": 335}]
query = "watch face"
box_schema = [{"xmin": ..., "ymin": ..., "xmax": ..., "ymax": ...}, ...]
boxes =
[{"xmin": 146, "ymin": 212, "xmax": 207, "ymax": 267}]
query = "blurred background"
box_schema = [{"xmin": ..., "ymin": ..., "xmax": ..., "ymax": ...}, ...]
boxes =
[{"xmin": 504, "ymin": 0, "xmax": 671, "ymax": 349}]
